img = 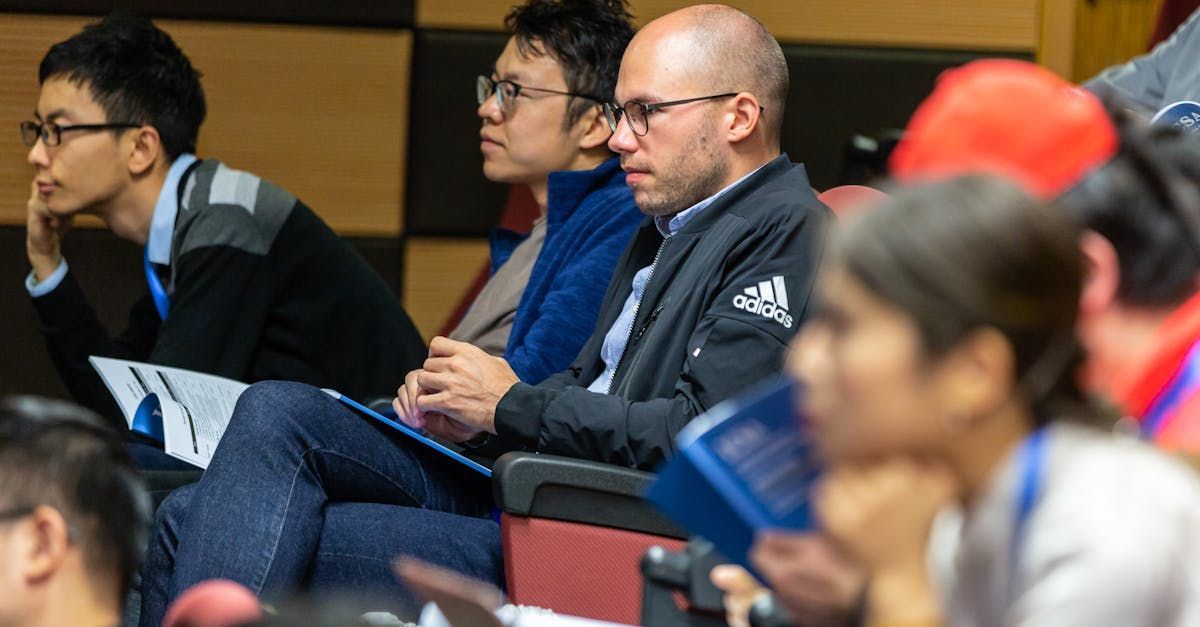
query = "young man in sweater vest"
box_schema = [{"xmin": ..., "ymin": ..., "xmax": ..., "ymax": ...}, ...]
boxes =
[{"xmin": 23, "ymin": 15, "xmax": 427, "ymax": 438}]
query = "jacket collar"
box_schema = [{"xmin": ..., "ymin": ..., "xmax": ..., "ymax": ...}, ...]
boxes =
[
  {"xmin": 545, "ymin": 157, "xmax": 624, "ymax": 228},
  {"xmin": 674, "ymin": 154, "xmax": 798, "ymax": 235}
]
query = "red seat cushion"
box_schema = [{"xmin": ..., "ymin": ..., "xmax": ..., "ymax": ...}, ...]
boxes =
[{"xmin": 502, "ymin": 513, "xmax": 687, "ymax": 624}]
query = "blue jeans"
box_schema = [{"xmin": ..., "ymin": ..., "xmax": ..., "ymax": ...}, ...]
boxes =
[{"xmin": 138, "ymin": 381, "xmax": 501, "ymax": 626}]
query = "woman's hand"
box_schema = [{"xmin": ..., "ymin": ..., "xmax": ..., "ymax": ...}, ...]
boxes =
[
  {"xmin": 816, "ymin": 458, "xmax": 957, "ymax": 626},
  {"xmin": 749, "ymin": 532, "xmax": 865, "ymax": 626}
]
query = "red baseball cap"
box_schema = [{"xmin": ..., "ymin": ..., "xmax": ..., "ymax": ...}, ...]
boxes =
[{"xmin": 890, "ymin": 59, "xmax": 1119, "ymax": 199}]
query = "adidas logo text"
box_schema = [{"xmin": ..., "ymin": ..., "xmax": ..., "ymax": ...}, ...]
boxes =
[{"xmin": 732, "ymin": 276, "xmax": 794, "ymax": 329}]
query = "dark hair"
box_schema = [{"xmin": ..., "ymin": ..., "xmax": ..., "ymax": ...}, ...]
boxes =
[
  {"xmin": 835, "ymin": 175, "xmax": 1088, "ymax": 425},
  {"xmin": 0, "ymin": 396, "xmax": 150, "ymax": 605},
  {"xmin": 39, "ymin": 13, "xmax": 206, "ymax": 159},
  {"xmin": 505, "ymin": 0, "xmax": 634, "ymax": 128},
  {"xmin": 1058, "ymin": 112, "xmax": 1200, "ymax": 308}
]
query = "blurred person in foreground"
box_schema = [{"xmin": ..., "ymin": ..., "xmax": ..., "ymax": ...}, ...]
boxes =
[
  {"xmin": 718, "ymin": 59, "xmax": 1200, "ymax": 625},
  {"xmin": 0, "ymin": 396, "xmax": 150, "ymax": 627},
  {"xmin": 806, "ymin": 176, "xmax": 1200, "ymax": 625}
]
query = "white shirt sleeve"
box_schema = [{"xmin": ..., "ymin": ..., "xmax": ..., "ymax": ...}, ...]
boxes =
[{"xmin": 25, "ymin": 258, "xmax": 69, "ymax": 298}]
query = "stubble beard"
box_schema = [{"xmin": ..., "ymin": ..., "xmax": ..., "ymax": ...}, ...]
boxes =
[{"xmin": 634, "ymin": 127, "xmax": 728, "ymax": 217}]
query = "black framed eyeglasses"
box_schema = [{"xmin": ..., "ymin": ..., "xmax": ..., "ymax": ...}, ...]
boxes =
[
  {"xmin": 603, "ymin": 93, "xmax": 740, "ymax": 137},
  {"xmin": 476, "ymin": 75, "xmax": 602, "ymax": 114},
  {"xmin": 20, "ymin": 120, "xmax": 141, "ymax": 148}
]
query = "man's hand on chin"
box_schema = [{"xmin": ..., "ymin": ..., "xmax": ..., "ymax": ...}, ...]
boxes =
[
  {"xmin": 26, "ymin": 179, "xmax": 70, "ymax": 281},
  {"xmin": 414, "ymin": 336, "xmax": 521, "ymax": 437}
]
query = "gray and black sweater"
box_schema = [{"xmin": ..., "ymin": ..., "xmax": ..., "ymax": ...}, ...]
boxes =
[{"xmin": 33, "ymin": 159, "xmax": 426, "ymax": 429}]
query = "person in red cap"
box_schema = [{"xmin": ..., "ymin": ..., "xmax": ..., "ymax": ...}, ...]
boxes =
[{"xmin": 892, "ymin": 57, "xmax": 1200, "ymax": 454}]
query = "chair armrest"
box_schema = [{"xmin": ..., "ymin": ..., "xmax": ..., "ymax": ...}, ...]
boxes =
[{"xmin": 493, "ymin": 452, "xmax": 686, "ymax": 539}]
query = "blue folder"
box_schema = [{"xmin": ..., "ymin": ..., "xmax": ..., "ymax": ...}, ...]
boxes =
[{"xmin": 328, "ymin": 391, "xmax": 493, "ymax": 478}]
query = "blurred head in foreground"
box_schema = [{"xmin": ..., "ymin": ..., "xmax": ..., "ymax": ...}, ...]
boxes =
[{"xmin": 0, "ymin": 396, "xmax": 149, "ymax": 627}]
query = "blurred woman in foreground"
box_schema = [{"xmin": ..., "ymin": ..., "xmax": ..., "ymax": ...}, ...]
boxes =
[{"xmin": 785, "ymin": 176, "xmax": 1200, "ymax": 626}]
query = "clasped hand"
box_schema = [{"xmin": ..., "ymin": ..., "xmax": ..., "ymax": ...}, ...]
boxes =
[{"xmin": 392, "ymin": 336, "xmax": 520, "ymax": 443}]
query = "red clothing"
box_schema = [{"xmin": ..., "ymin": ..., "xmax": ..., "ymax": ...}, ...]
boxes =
[{"xmin": 1113, "ymin": 291, "xmax": 1200, "ymax": 453}]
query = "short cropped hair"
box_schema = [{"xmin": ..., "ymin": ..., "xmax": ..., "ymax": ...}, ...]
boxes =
[
  {"xmin": 1060, "ymin": 113, "xmax": 1200, "ymax": 307},
  {"xmin": 0, "ymin": 397, "xmax": 150, "ymax": 602},
  {"xmin": 505, "ymin": 0, "xmax": 635, "ymax": 128},
  {"xmin": 39, "ymin": 13, "xmax": 206, "ymax": 159}
]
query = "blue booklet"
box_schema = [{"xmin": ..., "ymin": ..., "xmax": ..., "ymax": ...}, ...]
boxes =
[
  {"xmin": 645, "ymin": 378, "xmax": 819, "ymax": 570},
  {"xmin": 325, "ymin": 391, "xmax": 493, "ymax": 478}
]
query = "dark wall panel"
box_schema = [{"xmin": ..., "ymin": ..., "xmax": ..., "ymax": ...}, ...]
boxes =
[
  {"xmin": 406, "ymin": 29, "xmax": 509, "ymax": 237},
  {"xmin": 781, "ymin": 45, "xmax": 1031, "ymax": 190},
  {"xmin": 0, "ymin": 0, "xmax": 414, "ymax": 27},
  {"xmin": 0, "ymin": 227, "xmax": 403, "ymax": 400},
  {"xmin": 406, "ymin": 37, "xmax": 1027, "ymax": 235}
]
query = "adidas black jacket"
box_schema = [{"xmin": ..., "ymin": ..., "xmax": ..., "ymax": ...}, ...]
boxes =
[{"xmin": 488, "ymin": 155, "xmax": 832, "ymax": 470}]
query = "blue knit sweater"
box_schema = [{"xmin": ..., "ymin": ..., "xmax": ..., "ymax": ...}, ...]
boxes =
[{"xmin": 497, "ymin": 158, "xmax": 642, "ymax": 384}]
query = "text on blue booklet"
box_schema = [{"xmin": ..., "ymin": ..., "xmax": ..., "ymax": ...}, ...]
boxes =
[{"xmin": 645, "ymin": 378, "xmax": 818, "ymax": 569}]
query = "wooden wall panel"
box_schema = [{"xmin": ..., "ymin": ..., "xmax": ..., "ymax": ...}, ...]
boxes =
[
  {"xmin": 0, "ymin": 16, "xmax": 85, "ymax": 228},
  {"xmin": 1039, "ymin": 0, "xmax": 1164, "ymax": 82},
  {"xmin": 403, "ymin": 237, "xmax": 492, "ymax": 340},
  {"xmin": 0, "ymin": 15, "xmax": 410, "ymax": 236},
  {"xmin": 1038, "ymin": 0, "xmax": 1079, "ymax": 78},
  {"xmin": 1070, "ymin": 0, "xmax": 1162, "ymax": 82},
  {"xmin": 418, "ymin": 0, "xmax": 1039, "ymax": 51}
]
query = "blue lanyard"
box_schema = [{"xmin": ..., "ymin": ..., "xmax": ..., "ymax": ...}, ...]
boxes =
[
  {"xmin": 1012, "ymin": 428, "xmax": 1048, "ymax": 566},
  {"xmin": 143, "ymin": 248, "xmax": 170, "ymax": 321}
]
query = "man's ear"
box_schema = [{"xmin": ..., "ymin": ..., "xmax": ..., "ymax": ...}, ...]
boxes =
[
  {"xmin": 725, "ymin": 92, "xmax": 762, "ymax": 145},
  {"xmin": 574, "ymin": 104, "xmax": 613, "ymax": 152},
  {"xmin": 20, "ymin": 505, "xmax": 71, "ymax": 585},
  {"xmin": 1079, "ymin": 230, "xmax": 1120, "ymax": 317},
  {"xmin": 127, "ymin": 126, "xmax": 164, "ymax": 177}
]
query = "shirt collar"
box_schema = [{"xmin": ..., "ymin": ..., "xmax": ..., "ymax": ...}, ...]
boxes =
[
  {"xmin": 654, "ymin": 162, "xmax": 767, "ymax": 237},
  {"xmin": 146, "ymin": 154, "xmax": 198, "ymax": 266}
]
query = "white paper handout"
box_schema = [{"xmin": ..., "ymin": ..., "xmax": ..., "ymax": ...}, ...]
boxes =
[{"xmin": 88, "ymin": 356, "xmax": 249, "ymax": 468}]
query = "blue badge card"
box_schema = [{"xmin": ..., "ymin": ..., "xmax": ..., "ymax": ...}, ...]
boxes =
[{"xmin": 1152, "ymin": 100, "xmax": 1200, "ymax": 133}]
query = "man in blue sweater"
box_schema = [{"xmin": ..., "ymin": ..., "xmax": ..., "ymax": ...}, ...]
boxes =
[{"xmin": 138, "ymin": 0, "xmax": 641, "ymax": 621}]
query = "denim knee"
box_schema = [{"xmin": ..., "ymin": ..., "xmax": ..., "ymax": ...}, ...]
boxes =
[
  {"xmin": 154, "ymin": 482, "xmax": 197, "ymax": 541},
  {"xmin": 224, "ymin": 381, "xmax": 330, "ymax": 447}
]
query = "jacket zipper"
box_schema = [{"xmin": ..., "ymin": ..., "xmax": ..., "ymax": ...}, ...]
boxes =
[
  {"xmin": 605, "ymin": 238, "xmax": 668, "ymax": 395},
  {"xmin": 635, "ymin": 305, "xmax": 664, "ymax": 343}
]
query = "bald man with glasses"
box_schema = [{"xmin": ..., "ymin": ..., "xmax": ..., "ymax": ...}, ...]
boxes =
[{"xmin": 396, "ymin": 4, "xmax": 831, "ymax": 466}]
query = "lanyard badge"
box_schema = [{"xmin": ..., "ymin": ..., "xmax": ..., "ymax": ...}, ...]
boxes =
[{"xmin": 143, "ymin": 248, "xmax": 170, "ymax": 321}]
